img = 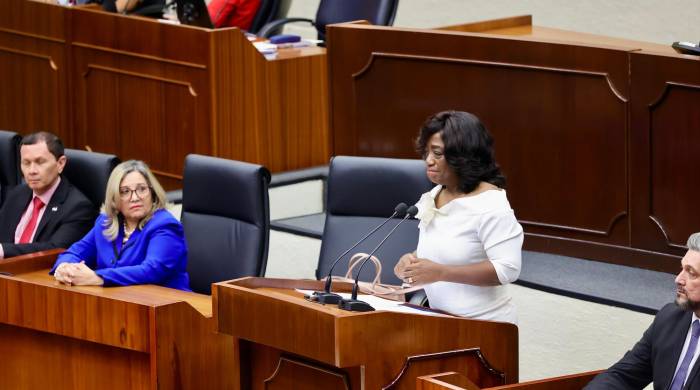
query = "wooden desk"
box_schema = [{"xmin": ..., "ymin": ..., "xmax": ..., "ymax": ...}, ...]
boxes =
[
  {"xmin": 214, "ymin": 277, "xmax": 518, "ymax": 390},
  {"xmin": 0, "ymin": 250, "xmax": 234, "ymax": 389},
  {"xmin": 326, "ymin": 15, "xmax": 698, "ymax": 272},
  {"xmin": 0, "ymin": 0, "xmax": 329, "ymax": 188},
  {"xmin": 417, "ymin": 370, "xmax": 601, "ymax": 390}
]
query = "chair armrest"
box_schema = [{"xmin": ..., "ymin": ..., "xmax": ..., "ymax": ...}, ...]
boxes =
[{"xmin": 258, "ymin": 17, "xmax": 314, "ymax": 38}]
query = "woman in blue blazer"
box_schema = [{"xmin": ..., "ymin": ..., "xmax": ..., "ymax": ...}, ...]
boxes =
[{"xmin": 51, "ymin": 160, "xmax": 190, "ymax": 291}]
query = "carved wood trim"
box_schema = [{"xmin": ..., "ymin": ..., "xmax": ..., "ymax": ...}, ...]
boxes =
[
  {"xmin": 72, "ymin": 42, "xmax": 207, "ymax": 70},
  {"xmin": 352, "ymin": 52, "xmax": 628, "ymax": 103},
  {"xmin": 383, "ymin": 348, "xmax": 505, "ymax": 390},
  {"xmin": 645, "ymin": 81, "xmax": 700, "ymax": 250},
  {"xmin": 0, "ymin": 27, "xmax": 65, "ymax": 44},
  {"xmin": 0, "ymin": 46, "xmax": 58, "ymax": 70},
  {"xmin": 264, "ymin": 355, "xmax": 351, "ymax": 390},
  {"xmin": 151, "ymin": 169, "xmax": 183, "ymax": 180},
  {"xmin": 520, "ymin": 211, "xmax": 627, "ymax": 237},
  {"xmin": 82, "ymin": 65, "xmax": 198, "ymax": 96}
]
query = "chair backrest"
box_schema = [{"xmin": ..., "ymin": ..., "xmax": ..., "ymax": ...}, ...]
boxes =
[
  {"xmin": 63, "ymin": 149, "xmax": 120, "ymax": 209},
  {"xmin": 316, "ymin": 155, "xmax": 432, "ymax": 285},
  {"xmin": 181, "ymin": 154, "xmax": 271, "ymax": 294},
  {"xmin": 249, "ymin": 0, "xmax": 290, "ymax": 34},
  {"xmin": 315, "ymin": 0, "xmax": 399, "ymax": 40},
  {"xmin": 0, "ymin": 130, "xmax": 22, "ymax": 208}
]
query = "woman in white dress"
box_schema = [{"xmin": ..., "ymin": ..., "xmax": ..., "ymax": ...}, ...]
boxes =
[{"xmin": 394, "ymin": 111, "xmax": 523, "ymax": 324}]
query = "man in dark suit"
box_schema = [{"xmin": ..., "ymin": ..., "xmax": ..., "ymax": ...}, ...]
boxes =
[
  {"xmin": 0, "ymin": 132, "xmax": 95, "ymax": 259},
  {"xmin": 586, "ymin": 232, "xmax": 700, "ymax": 390}
]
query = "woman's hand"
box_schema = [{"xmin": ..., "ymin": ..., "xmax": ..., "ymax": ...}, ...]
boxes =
[
  {"xmin": 394, "ymin": 252, "xmax": 416, "ymax": 280},
  {"xmin": 395, "ymin": 253, "xmax": 446, "ymax": 285},
  {"xmin": 55, "ymin": 261, "xmax": 104, "ymax": 286},
  {"xmin": 54, "ymin": 262, "xmax": 78, "ymax": 285},
  {"xmin": 401, "ymin": 257, "xmax": 446, "ymax": 285}
]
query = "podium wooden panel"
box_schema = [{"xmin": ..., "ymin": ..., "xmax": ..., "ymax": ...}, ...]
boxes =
[
  {"xmin": 0, "ymin": 250, "xmax": 234, "ymax": 390},
  {"xmin": 417, "ymin": 370, "xmax": 601, "ymax": 390},
  {"xmin": 326, "ymin": 16, "xmax": 692, "ymax": 272},
  {"xmin": 1, "ymin": 0, "xmax": 329, "ymax": 188},
  {"xmin": 213, "ymin": 277, "xmax": 518, "ymax": 390}
]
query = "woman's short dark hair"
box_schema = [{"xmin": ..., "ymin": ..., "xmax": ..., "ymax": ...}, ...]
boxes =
[
  {"xmin": 21, "ymin": 131, "xmax": 65, "ymax": 160},
  {"xmin": 416, "ymin": 110, "xmax": 505, "ymax": 193}
]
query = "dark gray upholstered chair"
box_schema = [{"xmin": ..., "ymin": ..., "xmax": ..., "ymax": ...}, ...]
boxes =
[
  {"xmin": 257, "ymin": 0, "xmax": 399, "ymax": 40},
  {"xmin": 248, "ymin": 0, "xmax": 290, "ymax": 35},
  {"xmin": 0, "ymin": 130, "xmax": 22, "ymax": 208},
  {"xmin": 315, "ymin": 155, "xmax": 432, "ymax": 286},
  {"xmin": 63, "ymin": 149, "xmax": 120, "ymax": 210},
  {"xmin": 181, "ymin": 154, "xmax": 271, "ymax": 294}
]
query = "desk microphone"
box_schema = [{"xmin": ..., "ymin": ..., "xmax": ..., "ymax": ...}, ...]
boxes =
[
  {"xmin": 306, "ymin": 202, "xmax": 408, "ymax": 305},
  {"xmin": 338, "ymin": 205, "xmax": 418, "ymax": 312}
]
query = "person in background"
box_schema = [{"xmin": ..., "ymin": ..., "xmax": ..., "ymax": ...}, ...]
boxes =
[
  {"xmin": 208, "ymin": 0, "xmax": 260, "ymax": 29},
  {"xmin": 394, "ymin": 110, "xmax": 523, "ymax": 324},
  {"xmin": 585, "ymin": 233, "xmax": 700, "ymax": 390},
  {"xmin": 52, "ymin": 160, "xmax": 190, "ymax": 291},
  {"xmin": 0, "ymin": 132, "xmax": 95, "ymax": 259}
]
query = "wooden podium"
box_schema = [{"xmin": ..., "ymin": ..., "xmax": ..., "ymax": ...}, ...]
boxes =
[
  {"xmin": 0, "ymin": 250, "xmax": 234, "ymax": 390},
  {"xmin": 416, "ymin": 370, "xmax": 601, "ymax": 390},
  {"xmin": 213, "ymin": 277, "xmax": 519, "ymax": 389}
]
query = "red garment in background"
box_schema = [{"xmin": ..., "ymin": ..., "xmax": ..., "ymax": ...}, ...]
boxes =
[{"xmin": 207, "ymin": 0, "xmax": 261, "ymax": 30}]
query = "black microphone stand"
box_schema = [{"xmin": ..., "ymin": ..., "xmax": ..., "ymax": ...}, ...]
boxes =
[
  {"xmin": 338, "ymin": 206, "xmax": 418, "ymax": 312},
  {"xmin": 306, "ymin": 203, "xmax": 408, "ymax": 304}
]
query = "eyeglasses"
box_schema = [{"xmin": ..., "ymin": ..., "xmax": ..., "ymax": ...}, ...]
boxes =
[{"xmin": 119, "ymin": 185, "xmax": 151, "ymax": 200}]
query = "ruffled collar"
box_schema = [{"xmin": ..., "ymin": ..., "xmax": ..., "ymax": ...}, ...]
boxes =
[{"xmin": 415, "ymin": 187, "xmax": 446, "ymax": 229}]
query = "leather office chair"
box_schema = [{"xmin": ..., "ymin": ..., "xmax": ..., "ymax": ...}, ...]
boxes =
[
  {"xmin": 248, "ymin": 0, "xmax": 291, "ymax": 35},
  {"xmin": 181, "ymin": 154, "xmax": 271, "ymax": 294},
  {"xmin": 0, "ymin": 130, "xmax": 22, "ymax": 208},
  {"xmin": 316, "ymin": 156, "xmax": 432, "ymax": 287},
  {"xmin": 257, "ymin": 0, "xmax": 399, "ymax": 40},
  {"xmin": 63, "ymin": 149, "xmax": 120, "ymax": 209}
]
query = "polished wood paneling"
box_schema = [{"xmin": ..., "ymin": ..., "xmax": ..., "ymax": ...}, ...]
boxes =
[
  {"xmin": 2, "ymin": 0, "xmax": 329, "ymax": 189},
  {"xmin": 417, "ymin": 369, "xmax": 601, "ymax": 390},
  {"xmin": 326, "ymin": 19, "xmax": 692, "ymax": 272},
  {"xmin": 630, "ymin": 51, "xmax": 700, "ymax": 260},
  {"xmin": 327, "ymin": 22, "xmax": 630, "ymax": 252},
  {"xmin": 0, "ymin": 251, "xmax": 234, "ymax": 389},
  {"xmin": 214, "ymin": 277, "xmax": 518, "ymax": 390},
  {"xmin": 0, "ymin": 0, "xmax": 69, "ymax": 143}
]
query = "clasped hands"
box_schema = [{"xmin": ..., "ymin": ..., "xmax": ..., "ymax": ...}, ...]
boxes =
[
  {"xmin": 54, "ymin": 261, "xmax": 104, "ymax": 286},
  {"xmin": 394, "ymin": 252, "xmax": 445, "ymax": 286}
]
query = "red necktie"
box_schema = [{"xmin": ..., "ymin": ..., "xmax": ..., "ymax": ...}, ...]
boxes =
[{"xmin": 19, "ymin": 197, "xmax": 45, "ymax": 244}]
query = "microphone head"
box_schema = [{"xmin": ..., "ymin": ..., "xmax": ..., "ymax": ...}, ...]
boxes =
[
  {"xmin": 406, "ymin": 205, "xmax": 419, "ymax": 218},
  {"xmin": 394, "ymin": 202, "xmax": 408, "ymax": 216}
]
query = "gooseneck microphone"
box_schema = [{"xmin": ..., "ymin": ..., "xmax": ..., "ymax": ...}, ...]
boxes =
[
  {"xmin": 306, "ymin": 203, "xmax": 408, "ymax": 304},
  {"xmin": 338, "ymin": 205, "xmax": 418, "ymax": 312}
]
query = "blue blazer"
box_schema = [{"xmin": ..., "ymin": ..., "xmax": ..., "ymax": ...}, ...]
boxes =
[{"xmin": 51, "ymin": 209, "xmax": 190, "ymax": 291}]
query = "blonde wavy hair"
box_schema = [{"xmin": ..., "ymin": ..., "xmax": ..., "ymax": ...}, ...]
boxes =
[{"xmin": 101, "ymin": 160, "xmax": 168, "ymax": 241}]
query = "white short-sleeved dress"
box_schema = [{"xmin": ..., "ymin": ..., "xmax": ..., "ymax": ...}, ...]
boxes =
[{"xmin": 415, "ymin": 185, "xmax": 524, "ymax": 324}]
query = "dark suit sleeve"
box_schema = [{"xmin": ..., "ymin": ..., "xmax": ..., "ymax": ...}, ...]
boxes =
[
  {"xmin": 1, "ymin": 196, "xmax": 96, "ymax": 258},
  {"xmin": 584, "ymin": 316, "xmax": 656, "ymax": 389}
]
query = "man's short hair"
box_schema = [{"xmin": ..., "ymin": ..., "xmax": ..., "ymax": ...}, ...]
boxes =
[
  {"xmin": 688, "ymin": 233, "xmax": 700, "ymax": 252},
  {"xmin": 21, "ymin": 131, "xmax": 65, "ymax": 160}
]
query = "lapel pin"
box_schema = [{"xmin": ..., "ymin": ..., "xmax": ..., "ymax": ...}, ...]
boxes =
[{"xmin": 51, "ymin": 207, "xmax": 58, "ymax": 212}]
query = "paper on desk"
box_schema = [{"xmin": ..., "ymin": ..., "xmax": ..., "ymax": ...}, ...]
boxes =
[{"xmin": 297, "ymin": 289, "xmax": 448, "ymax": 317}]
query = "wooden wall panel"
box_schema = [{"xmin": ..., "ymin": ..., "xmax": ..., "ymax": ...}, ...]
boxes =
[
  {"xmin": 630, "ymin": 52, "xmax": 700, "ymax": 260},
  {"xmin": 0, "ymin": 0, "xmax": 69, "ymax": 142},
  {"xmin": 328, "ymin": 24, "xmax": 631, "ymax": 250}
]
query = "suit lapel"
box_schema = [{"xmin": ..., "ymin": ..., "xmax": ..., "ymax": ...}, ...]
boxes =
[
  {"xmin": 662, "ymin": 311, "xmax": 694, "ymax": 389},
  {"xmin": 684, "ymin": 336, "xmax": 700, "ymax": 389},
  {"xmin": 34, "ymin": 179, "xmax": 68, "ymax": 240},
  {"xmin": 0, "ymin": 186, "xmax": 32, "ymax": 241}
]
